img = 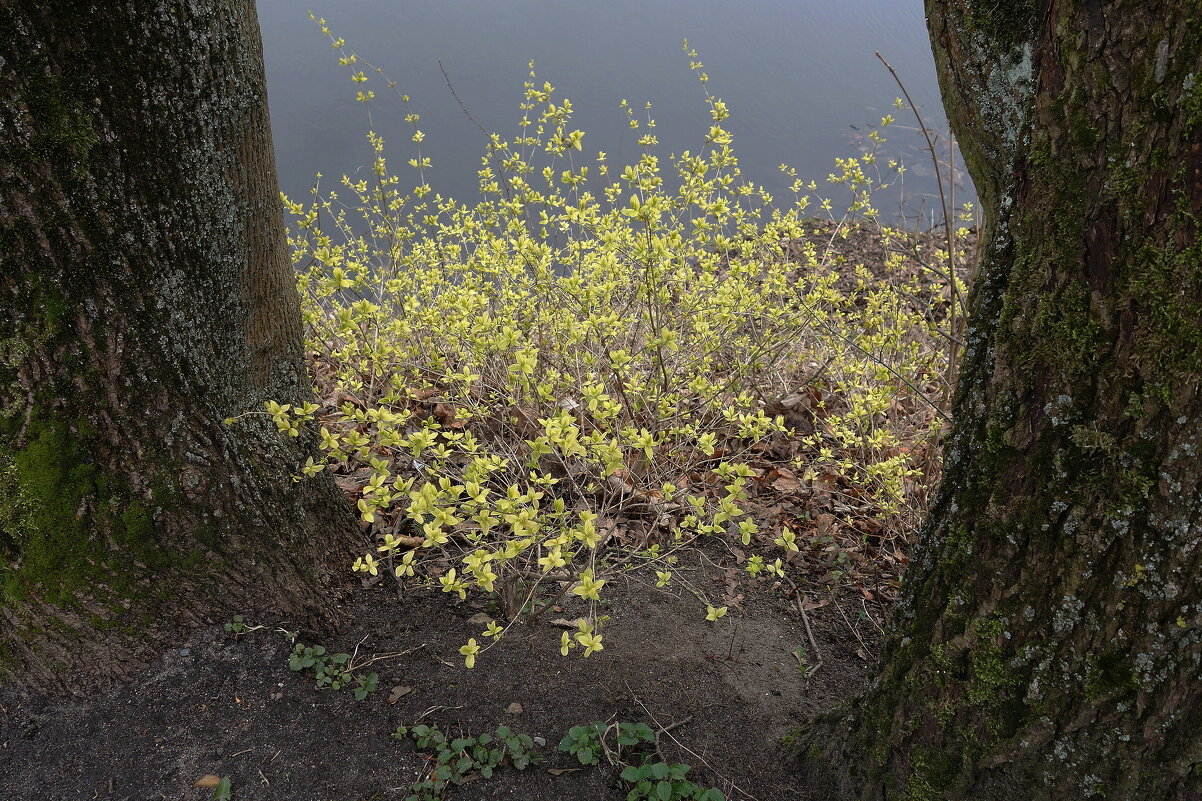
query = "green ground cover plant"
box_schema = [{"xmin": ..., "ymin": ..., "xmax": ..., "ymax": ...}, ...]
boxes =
[
  {"xmin": 223, "ymin": 614, "xmax": 384, "ymax": 700},
  {"xmin": 249, "ymin": 17, "xmax": 973, "ymax": 669},
  {"xmin": 392, "ymin": 723, "xmax": 540, "ymax": 800},
  {"xmin": 559, "ymin": 721, "xmax": 725, "ymax": 801},
  {"xmin": 287, "ymin": 642, "xmax": 379, "ymax": 699}
]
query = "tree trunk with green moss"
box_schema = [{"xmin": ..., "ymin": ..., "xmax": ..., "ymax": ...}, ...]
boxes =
[
  {"xmin": 787, "ymin": 1, "xmax": 1201, "ymax": 798},
  {"xmin": 0, "ymin": 1, "xmax": 358, "ymax": 694}
]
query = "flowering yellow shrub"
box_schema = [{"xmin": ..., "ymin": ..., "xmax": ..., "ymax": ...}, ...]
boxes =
[{"xmin": 262, "ymin": 19, "xmax": 971, "ymax": 667}]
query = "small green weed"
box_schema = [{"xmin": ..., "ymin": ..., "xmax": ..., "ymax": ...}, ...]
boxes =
[
  {"xmin": 560, "ymin": 720, "xmax": 654, "ymax": 765},
  {"xmin": 353, "ymin": 671, "xmax": 379, "ymax": 700},
  {"xmin": 288, "ymin": 643, "xmax": 379, "ymax": 700},
  {"xmin": 392, "ymin": 723, "xmax": 540, "ymax": 800},
  {"xmin": 223, "ymin": 615, "xmax": 249, "ymax": 636},
  {"xmin": 559, "ymin": 721, "xmax": 609, "ymax": 765},
  {"xmin": 620, "ymin": 762, "xmax": 723, "ymax": 801},
  {"xmin": 559, "ymin": 720, "xmax": 725, "ymax": 801},
  {"xmin": 211, "ymin": 776, "xmax": 232, "ymax": 800},
  {"xmin": 792, "ymin": 645, "xmax": 815, "ymax": 677},
  {"xmin": 220, "ymin": 614, "xmax": 285, "ymax": 639}
]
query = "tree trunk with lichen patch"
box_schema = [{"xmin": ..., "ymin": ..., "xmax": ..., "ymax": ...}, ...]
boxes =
[
  {"xmin": 0, "ymin": 0, "xmax": 359, "ymax": 695},
  {"xmin": 787, "ymin": 1, "xmax": 1202, "ymax": 798}
]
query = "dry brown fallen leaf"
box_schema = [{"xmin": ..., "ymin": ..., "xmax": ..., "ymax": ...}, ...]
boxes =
[
  {"xmin": 506, "ymin": 702, "xmax": 524, "ymax": 714},
  {"xmin": 548, "ymin": 768, "xmax": 582, "ymax": 776},
  {"xmin": 770, "ymin": 468, "xmax": 802, "ymax": 492},
  {"xmin": 388, "ymin": 685, "xmax": 413, "ymax": 704},
  {"xmin": 195, "ymin": 775, "xmax": 222, "ymax": 789}
]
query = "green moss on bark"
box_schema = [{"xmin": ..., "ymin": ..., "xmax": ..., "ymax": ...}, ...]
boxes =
[
  {"xmin": 906, "ymin": 747, "xmax": 958, "ymax": 801},
  {"xmin": 1127, "ymin": 238, "xmax": 1202, "ymax": 379},
  {"xmin": 962, "ymin": 1, "xmax": 1038, "ymax": 54},
  {"xmin": 0, "ymin": 415, "xmax": 161, "ymax": 605},
  {"xmin": 1, "ymin": 5, "xmax": 99, "ymax": 177},
  {"xmin": 24, "ymin": 70, "xmax": 98, "ymax": 174}
]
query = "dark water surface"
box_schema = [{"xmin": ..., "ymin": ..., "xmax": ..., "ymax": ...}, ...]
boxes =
[{"xmin": 260, "ymin": 1, "xmax": 970, "ymax": 220}]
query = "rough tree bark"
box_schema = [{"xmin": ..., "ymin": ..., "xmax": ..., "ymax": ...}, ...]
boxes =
[
  {"xmin": 788, "ymin": 1, "xmax": 1201, "ymax": 799},
  {"xmin": 0, "ymin": 1, "xmax": 358, "ymax": 694}
]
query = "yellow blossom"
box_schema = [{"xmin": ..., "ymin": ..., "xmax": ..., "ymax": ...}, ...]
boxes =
[
  {"xmin": 571, "ymin": 570, "xmax": 606, "ymax": 601},
  {"xmin": 575, "ymin": 631, "xmax": 604, "ymax": 657},
  {"xmin": 459, "ymin": 638, "xmax": 481, "ymax": 668}
]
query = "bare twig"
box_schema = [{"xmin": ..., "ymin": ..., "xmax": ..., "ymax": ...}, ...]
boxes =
[
  {"xmin": 597, "ymin": 719, "xmax": 622, "ymax": 765},
  {"xmin": 349, "ymin": 644, "xmax": 425, "ymax": 672},
  {"xmin": 780, "ymin": 575, "xmax": 824, "ymax": 677},
  {"xmin": 795, "ymin": 596, "xmax": 824, "ymax": 677},
  {"xmin": 348, "ymin": 634, "xmax": 370, "ymax": 666},
  {"xmin": 653, "ymin": 715, "xmax": 695, "ymax": 762},
  {"xmin": 415, "ymin": 704, "xmax": 464, "ymax": 722},
  {"xmin": 525, "ymin": 579, "xmax": 575, "ymax": 621},
  {"xmin": 438, "ymin": 60, "xmax": 489, "ymax": 138},
  {"xmin": 876, "ymin": 51, "xmax": 967, "ymax": 404},
  {"xmin": 861, "ymin": 597, "xmax": 887, "ymax": 636},
  {"xmin": 833, "ymin": 596, "xmax": 875, "ymax": 660},
  {"xmin": 438, "ymin": 60, "xmax": 512, "ymax": 203}
]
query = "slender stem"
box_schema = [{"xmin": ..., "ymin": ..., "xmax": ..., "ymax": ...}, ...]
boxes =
[{"xmin": 875, "ymin": 52, "xmax": 965, "ymax": 408}]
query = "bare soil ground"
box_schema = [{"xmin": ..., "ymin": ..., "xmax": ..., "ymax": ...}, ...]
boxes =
[{"xmin": 1, "ymin": 540, "xmax": 884, "ymax": 801}]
